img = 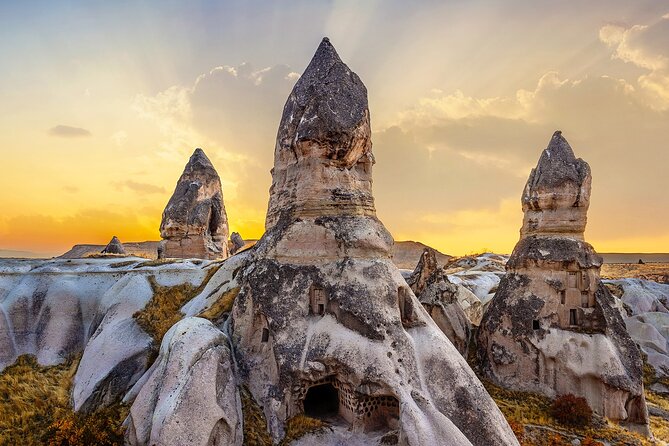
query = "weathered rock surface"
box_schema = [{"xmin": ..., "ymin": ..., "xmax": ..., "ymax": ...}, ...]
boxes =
[
  {"xmin": 0, "ymin": 257, "xmax": 217, "ymax": 408},
  {"xmin": 607, "ymin": 278, "xmax": 669, "ymax": 315},
  {"xmin": 229, "ymin": 232, "xmax": 245, "ymax": 255},
  {"xmin": 101, "ymin": 236, "xmax": 126, "ymax": 255},
  {"xmin": 125, "ymin": 317, "xmax": 242, "ymax": 446},
  {"xmin": 478, "ymin": 132, "xmax": 649, "ymax": 434},
  {"xmin": 159, "ymin": 149, "xmax": 229, "ymax": 260},
  {"xmin": 406, "ymin": 248, "xmax": 479, "ymax": 353},
  {"xmin": 231, "ymin": 38, "xmax": 518, "ymax": 446}
]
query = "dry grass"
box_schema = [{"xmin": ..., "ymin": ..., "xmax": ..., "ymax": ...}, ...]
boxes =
[
  {"xmin": 198, "ymin": 286, "xmax": 240, "ymax": 321},
  {"xmin": 135, "ymin": 258, "xmax": 184, "ymax": 268},
  {"xmin": 240, "ymin": 386, "xmax": 273, "ymax": 446},
  {"xmin": 482, "ymin": 380, "xmax": 655, "ymax": 445},
  {"xmin": 133, "ymin": 265, "xmax": 220, "ymax": 343},
  {"xmin": 601, "ymin": 263, "xmax": 669, "ymax": 282},
  {"xmin": 279, "ymin": 414, "xmax": 327, "ymax": 445},
  {"xmin": 0, "ymin": 355, "xmax": 128, "ymax": 445}
]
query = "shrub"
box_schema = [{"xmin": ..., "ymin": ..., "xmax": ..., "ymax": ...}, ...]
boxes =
[
  {"xmin": 46, "ymin": 406, "xmax": 128, "ymax": 446},
  {"xmin": 550, "ymin": 394, "xmax": 592, "ymax": 427}
]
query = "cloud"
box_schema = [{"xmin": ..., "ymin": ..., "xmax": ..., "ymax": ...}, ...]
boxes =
[
  {"xmin": 599, "ymin": 14, "xmax": 669, "ymax": 109},
  {"xmin": 48, "ymin": 125, "xmax": 92, "ymax": 138},
  {"xmin": 374, "ymin": 66, "xmax": 669, "ymax": 253},
  {"xmin": 111, "ymin": 130, "xmax": 128, "ymax": 146},
  {"xmin": 114, "ymin": 180, "xmax": 166, "ymax": 195}
]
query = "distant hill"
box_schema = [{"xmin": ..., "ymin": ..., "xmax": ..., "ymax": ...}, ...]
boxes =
[
  {"xmin": 391, "ymin": 240, "xmax": 452, "ymax": 269},
  {"xmin": 600, "ymin": 253, "xmax": 669, "ymax": 263},
  {"xmin": 0, "ymin": 249, "xmax": 54, "ymax": 259},
  {"xmin": 59, "ymin": 241, "xmax": 159, "ymax": 259}
]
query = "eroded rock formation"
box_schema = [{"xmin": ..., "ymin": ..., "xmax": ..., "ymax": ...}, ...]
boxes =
[
  {"xmin": 406, "ymin": 248, "xmax": 480, "ymax": 354},
  {"xmin": 101, "ymin": 236, "xmax": 126, "ymax": 255},
  {"xmin": 478, "ymin": 131, "xmax": 649, "ymax": 434},
  {"xmin": 230, "ymin": 38, "xmax": 518, "ymax": 446},
  {"xmin": 159, "ymin": 149, "xmax": 229, "ymax": 260}
]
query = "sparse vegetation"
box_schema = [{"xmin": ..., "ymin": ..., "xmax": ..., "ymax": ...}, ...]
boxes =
[
  {"xmin": 0, "ymin": 355, "xmax": 127, "ymax": 446},
  {"xmin": 198, "ymin": 286, "xmax": 240, "ymax": 321},
  {"xmin": 550, "ymin": 394, "xmax": 592, "ymax": 427},
  {"xmin": 240, "ymin": 386, "xmax": 273, "ymax": 446},
  {"xmin": 279, "ymin": 414, "xmax": 327, "ymax": 445},
  {"xmin": 133, "ymin": 265, "xmax": 221, "ymax": 343},
  {"xmin": 482, "ymin": 379, "xmax": 653, "ymax": 446}
]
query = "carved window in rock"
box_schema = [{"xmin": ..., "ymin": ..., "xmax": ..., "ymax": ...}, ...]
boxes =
[
  {"xmin": 567, "ymin": 272, "xmax": 578, "ymax": 289},
  {"xmin": 560, "ymin": 290, "xmax": 566, "ymax": 305},
  {"xmin": 259, "ymin": 315, "xmax": 270, "ymax": 343},
  {"xmin": 398, "ymin": 287, "xmax": 414, "ymax": 326},
  {"xmin": 581, "ymin": 291, "xmax": 589, "ymax": 308},
  {"xmin": 533, "ymin": 320, "xmax": 540, "ymax": 330},
  {"xmin": 310, "ymin": 286, "xmax": 328, "ymax": 316},
  {"xmin": 569, "ymin": 308, "xmax": 578, "ymax": 326}
]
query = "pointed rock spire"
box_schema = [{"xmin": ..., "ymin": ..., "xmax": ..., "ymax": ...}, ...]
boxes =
[
  {"xmin": 159, "ymin": 148, "xmax": 229, "ymax": 260},
  {"xmin": 266, "ymin": 37, "xmax": 376, "ymax": 231},
  {"xmin": 521, "ymin": 131, "xmax": 592, "ymax": 238},
  {"xmin": 101, "ymin": 236, "xmax": 126, "ymax": 255}
]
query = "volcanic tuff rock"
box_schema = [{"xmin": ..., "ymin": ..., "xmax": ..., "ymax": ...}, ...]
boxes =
[
  {"xmin": 125, "ymin": 318, "xmax": 243, "ymax": 446},
  {"xmin": 231, "ymin": 38, "xmax": 518, "ymax": 446},
  {"xmin": 101, "ymin": 236, "xmax": 126, "ymax": 255},
  {"xmin": 478, "ymin": 132, "xmax": 650, "ymax": 434},
  {"xmin": 159, "ymin": 148, "xmax": 229, "ymax": 260},
  {"xmin": 229, "ymin": 232, "xmax": 245, "ymax": 254},
  {"xmin": 406, "ymin": 248, "xmax": 480, "ymax": 353}
]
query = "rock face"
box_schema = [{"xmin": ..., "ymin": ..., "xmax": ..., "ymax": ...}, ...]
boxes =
[
  {"xmin": 231, "ymin": 38, "xmax": 518, "ymax": 446},
  {"xmin": 478, "ymin": 132, "xmax": 649, "ymax": 433},
  {"xmin": 101, "ymin": 236, "xmax": 126, "ymax": 255},
  {"xmin": 229, "ymin": 232, "xmax": 245, "ymax": 255},
  {"xmin": 159, "ymin": 149, "xmax": 229, "ymax": 260},
  {"xmin": 406, "ymin": 248, "xmax": 479, "ymax": 354},
  {"xmin": 125, "ymin": 318, "xmax": 243, "ymax": 446}
]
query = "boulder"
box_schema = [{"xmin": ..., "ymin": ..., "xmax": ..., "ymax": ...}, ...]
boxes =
[
  {"xmin": 478, "ymin": 132, "xmax": 649, "ymax": 434},
  {"xmin": 159, "ymin": 149, "xmax": 229, "ymax": 260},
  {"xmin": 231, "ymin": 38, "xmax": 518, "ymax": 446},
  {"xmin": 125, "ymin": 318, "xmax": 242, "ymax": 446}
]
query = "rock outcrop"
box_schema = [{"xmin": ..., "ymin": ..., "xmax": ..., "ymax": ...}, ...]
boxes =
[
  {"xmin": 406, "ymin": 248, "xmax": 480, "ymax": 353},
  {"xmin": 229, "ymin": 232, "xmax": 245, "ymax": 255},
  {"xmin": 478, "ymin": 132, "xmax": 649, "ymax": 434},
  {"xmin": 101, "ymin": 236, "xmax": 126, "ymax": 255},
  {"xmin": 125, "ymin": 318, "xmax": 243, "ymax": 446},
  {"xmin": 231, "ymin": 38, "xmax": 518, "ymax": 446},
  {"xmin": 159, "ymin": 149, "xmax": 229, "ymax": 260}
]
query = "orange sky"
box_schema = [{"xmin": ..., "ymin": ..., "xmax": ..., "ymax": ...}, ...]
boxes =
[{"xmin": 1, "ymin": 1, "xmax": 668, "ymax": 257}]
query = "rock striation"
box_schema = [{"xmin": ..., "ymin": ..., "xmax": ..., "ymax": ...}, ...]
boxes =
[
  {"xmin": 478, "ymin": 132, "xmax": 649, "ymax": 434},
  {"xmin": 230, "ymin": 38, "xmax": 518, "ymax": 446},
  {"xmin": 159, "ymin": 149, "xmax": 229, "ymax": 260},
  {"xmin": 101, "ymin": 236, "xmax": 126, "ymax": 255}
]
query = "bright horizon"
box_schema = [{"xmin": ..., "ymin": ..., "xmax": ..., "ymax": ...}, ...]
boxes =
[{"xmin": 1, "ymin": 1, "xmax": 668, "ymax": 257}]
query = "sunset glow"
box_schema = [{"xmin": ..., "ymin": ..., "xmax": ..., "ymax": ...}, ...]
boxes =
[{"xmin": 1, "ymin": 1, "xmax": 668, "ymax": 256}]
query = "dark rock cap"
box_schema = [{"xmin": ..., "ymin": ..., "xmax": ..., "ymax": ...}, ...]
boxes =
[
  {"xmin": 276, "ymin": 37, "xmax": 370, "ymax": 160},
  {"xmin": 101, "ymin": 236, "xmax": 126, "ymax": 255},
  {"xmin": 528, "ymin": 131, "xmax": 589, "ymax": 190}
]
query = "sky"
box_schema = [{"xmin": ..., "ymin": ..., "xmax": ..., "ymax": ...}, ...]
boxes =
[{"xmin": 0, "ymin": 0, "xmax": 668, "ymax": 257}]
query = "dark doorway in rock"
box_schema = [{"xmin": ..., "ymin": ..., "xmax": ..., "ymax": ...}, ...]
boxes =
[
  {"xmin": 569, "ymin": 308, "xmax": 577, "ymax": 326},
  {"xmin": 303, "ymin": 383, "xmax": 339, "ymax": 420},
  {"xmin": 533, "ymin": 320, "xmax": 540, "ymax": 330}
]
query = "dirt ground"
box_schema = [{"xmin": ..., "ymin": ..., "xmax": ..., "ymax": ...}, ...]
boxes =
[{"xmin": 601, "ymin": 263, "xmax": 669, "ymax": 283}]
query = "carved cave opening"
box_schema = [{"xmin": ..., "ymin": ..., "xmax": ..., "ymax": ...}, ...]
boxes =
[{"xmin": 303, "ymin": 383, "xmax": 340, "ymax": 420}]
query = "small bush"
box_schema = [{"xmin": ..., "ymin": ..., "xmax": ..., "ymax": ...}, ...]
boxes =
[
  {"xmin": 550, "ymin": 394, "xmax": 592, "ymax": 427},
  {"xmin": 46, "ymin": 406, "xmax": 128, "ymax": 446}
]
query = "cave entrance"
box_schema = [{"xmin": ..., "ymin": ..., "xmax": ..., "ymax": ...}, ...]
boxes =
[{"xmin": 303, "ymin": 383, "xmax": 340, "ymax": 420}]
